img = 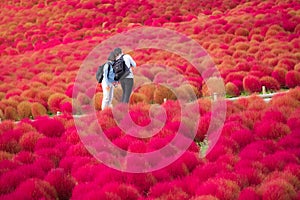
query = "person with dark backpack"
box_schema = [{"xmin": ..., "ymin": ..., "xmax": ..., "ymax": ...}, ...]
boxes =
[
  {"xmin": 113, "ymin": 47, "xmax": 136, "ymax": 103},
  {"xmin": 98, "ymin": 52, "xmax": 117, "ymax": 110}
]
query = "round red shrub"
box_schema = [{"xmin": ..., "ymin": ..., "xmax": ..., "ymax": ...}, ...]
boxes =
[
  {"xmin": 48, "ymin": 93, "xmax": 68, "ymax": 113},
  {"xmin": 272, "ymin": 67, "xmax": 287, "ymax": 86},
  {"xmin": 195, "ymin": 114, "xmax": 211, "ymax": 142},
  {"xmin": 17, "ymin": 101, "xmax": 32, "ymax": 119},
  {"xmin": 148, "ymin": 181, "xmax": 186, "ymax": 199},
  {"xmin": 0, "ymin": 130, "xmax": 22, "ymax": 153},
  {"xmin": 261, "ymin": 151, "xmax": 299, "ymax": 171},
  {"xmin": 19, "ymin": 131, "xmax": 44, "ymax": 151},
  {"xmin": 261, "ymin": 107, "xmax": 287, "ymax": 123},
  {"xmin": 71, "ymin": 182, "xmax": 102, "ymax": 200},
  {"xmin": 230, "ymin": 129, "xmax": 254, "ymax": 149},
  {"xmin": 126, "ymin": 173, "xmax": 157, "ymax": 194},
  {"xmin": 285, "ymin": 70, "xmax": 300, "ymax": 88},
  {"xmin": 0, "ymin": 119, "xmax": 14, "ymax": 134},
  {"xmin": 238, "ymin": 187, "xmax": 260, "ymax": 200},
  {"xmin": 239, "ymin": 140, "xmax": 278, "ymax": 160},
  {"xmin": 101, "ymin": 182, "xmax": 141, "ymax": 200},
  {"xmin": 32, "ymin": 117, "xmax": 65, "ymax": 137},
  {"xmin": 13, "ymin": 178, "xmax": 57, "ymax": 200},
  {"xmin": 254, "ymin": 120, "xmax": 291, "ymax": 141},
  {"xmin": 33, "ymin": 157, "xmax": 55, "ymax": 174},
  {"xmin": 287, "ymin": 117, "xmax": 300, "ymax": 131},
  {"xmin": 225, "ymin": 82, "xmax": 240, "ymax": 97},
  {"xmin": 13, "ymin": 151, "xmax": 36, "ymax": 164},
  {"xmin": 243, "ymin": 75, "xmax": 262, "ymax": 93},
  {"xmin": 4, "ymin": 106, "xmax": 18, "ymax": 121},
  {"xmin": 45, "ymin": 168, "xmax": 76, "ymax": 200},
  {"xmin": 31, "ymin": 102, "xmax": 47, "ymax": 118},
  {"xmin": 196, "ymin": 178, "xmax": 240, "ymax": 200},
  {"xmin": 260, "ymin": 76, "xmax": 280, "ymax": 91},
  {"xmin": 258, "ymin": 178, "xmax": 297, "ymax": 200},
  {"xmin": 191, "ymin": 162, "xmax": 228, "ymax": 184}
]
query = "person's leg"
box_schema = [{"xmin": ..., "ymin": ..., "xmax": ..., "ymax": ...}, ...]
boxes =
[
  {"xmin": 108, "ymin": 86, "xmax": 114, "ymax": 108},
  {"xmin": 123, "ymin": 78, "xmax": 133, "ymax": 103},
  {"xmin": 101, "ymin": 82, "xmax": 110, "ymax": 110},
  {"xmin": 120, "ymin": 79, "xmax": 126, "ymax": 102}
]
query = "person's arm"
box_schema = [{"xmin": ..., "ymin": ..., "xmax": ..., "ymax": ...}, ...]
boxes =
[
  {"xmin": 124, "ymin": 54, "xmax": 136, "ymax": 68},
  {"xmin": 103, "ymin": 63, "xmax": 110, "ymax": 88}
]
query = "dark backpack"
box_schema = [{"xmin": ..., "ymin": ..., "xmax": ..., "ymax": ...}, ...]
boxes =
[
  {"xmin": 112, "ymin": 55, "xmax": 130, "ymax": 81},
  {"xmin": 96, "ymin": 62, "xmax": 111, "ymax": 83}
]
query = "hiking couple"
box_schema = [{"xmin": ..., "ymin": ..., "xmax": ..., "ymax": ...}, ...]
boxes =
[{"xmin": 101, "ymin": 47, "xmax": 136, "ymax": 110}]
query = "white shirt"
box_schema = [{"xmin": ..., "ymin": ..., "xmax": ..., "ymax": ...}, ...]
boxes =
[{"xmin": 116, "ymin": 54, "xmax": 136, "ymax": 79}]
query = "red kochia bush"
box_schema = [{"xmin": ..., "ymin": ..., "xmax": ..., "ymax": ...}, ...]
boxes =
[
  {"xmin": 32, "ymin": 117, "xmax": 65, "ymax": 137},
  {"xmin": 225, "ymin": 82, "xmax": 240, "ymax": 97},
  {"xmin": 100, "ymin": 182, "xmax": 141, "ymax": 200},
  {"xmin": 148, "ymin": 181, "xmax": 189, "ymax": 200},
  {"xmin": 0, "ymin": 130, "xmax": 22, "ymax": 153},
  {"xmin": 258, "ymin": 178, "xmax": 297, "ymax": 200},
  {"xmin": 31, "ymin": 102, "xmax": 47, "ymax": 118},
  {"xmin": 17, "ymin": 101, "xmax": 32, "ymax": 119},
  {"xmin": 230, "ymin": 129, "xmax": 254, "ymax": 149},
  {"xmin": 261, "ymin": 107, "xmax": 287, "ymax": 123},
  {"xmin": 261, "ymin": 151, "xmax": 300, "ymax": 171},
  {"xmin": 13, "ymin": 151, "xmax": 36, "ymax": 164},
  {"xmin": 260, "ymin": 76, "xmax": 280, "ymax": 91},
  {"xmin": 238, "ymin": 187, "xmax": 260, "ymax": 200},
  {"xmin": 285, "ymin": 70, "xmax": 300, "ymax": 88},
  {"xmin": 45, "ymin": 168, "xmax": 76, "ymax": 200},
  {"xmin": 272, "ymin": 67, "xmax": 287, "ymax": 86},
  {"xmin": 196, "ymin": 178, "xmax": 240, "ymax": 200},
  {"xmin": 243, "ymin": 75, "xmax": 262, "ymax": 93},
  {"xmin": 19, "ymin": 131, "xmax": 44, "ymax": 151},
  {"xmin": 4, "ymin": 106, "xmax": 18, "ymax": 120},
  {"xmin": 254, "ymin": 120, "xmax": 291, "ymax": 141},
  {"xmin": 11, "ymin": 178, "xmax": 57, "ymax": 200},
  {"xmin": 48, "ymin": 93, "xmax": 69, "ymax": 113}
]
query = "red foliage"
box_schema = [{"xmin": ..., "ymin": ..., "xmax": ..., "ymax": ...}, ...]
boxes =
[
  {"xmin": 254, "ymin": 120, "xmax": 291, "ymax": 141},
  {"xmin": 45, "ymin": 168, "xmax": 76, "ymax": 200},
  {"xmin": 12, "ymin": 178, "xmax": 57, "ymax": 200},
  {"xmin": 126, "ymin": 173, "xmax": 157, "ymax": 193},
  {"xmin": 148, "ymin": 181, "xmax": 189, "ymax": 200},
  {"xmin": 286, "ymin": 70, "xmax": 300, "ymax": 88},
  {"xmin": 258, "ymin": 178, "xmax": 297, "ymax": 200},
  {"xmin": 238, "ymin": 187, "xmax": 260, "ymax": 200},
  {"xmin": 225, "ymin": 82, "xmax": 241, "ymax": 97},
  {"xmin": 31, "ymin": 102, "xmax": 47, "ymax": 118},
  {"xmin": 195, "ymin": 178, "xmax": 240, "ymax": 200},
  {"xmin": 13, "ymin": 151, "xmax": 36, "ymax": 164},
  {"xmin": 272, "ymin": 67, "xmax": 287, "ymax": 86},
  {"xmin": 71, "ymin": 182, "xmax": 104, "ymax": 199},
  {"xmin": 32, "ymin": 117, "xmax": 65, "ymax": 137},
  {"xmin": 195, "ymin": 113, "xmax": 211, "ymax": 142},
  {"xmin": 261, "ymin": 107, "xmax": 287, "ymax": 123},
  {"xmin": 243, "ymin": 75, "xmax": 262, "ymax": 93},
  {"xmin": 230, "ymin": 129, "xmax": 254, "ymax": 149},
  {"xmin": 0, "ymin": 120, "xmax": 14, "ymax": 134},
  {"xmin": 239, "ymin": 140, "xmax": 278, "ymax": 161},
  {"xmin": 19, "ymin": 131, "xmax": 44, "ymax": 151},
  {"xmin": 0, "ymin": 130, "xmax": 22, "ymax": 154},
  {"xmin": 260, "ymin": 76, "xmax": 280, "ymax": 91},
  {"xmin": 100, "ymin": 182, "xmax": 141, "ymax": 200},
  {"xmin": 261, "ymin": 151, "xmax": 299, "ymax": 171}
]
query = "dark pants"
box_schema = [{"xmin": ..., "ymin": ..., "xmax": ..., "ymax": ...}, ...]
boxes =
[{"xmin": 120, "ymin": 78, "xmax": 133, "ymax": 103}]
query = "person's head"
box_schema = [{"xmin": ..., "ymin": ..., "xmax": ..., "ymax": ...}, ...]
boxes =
[
  {"xmin": 113, "ymin": 47, "xmax": 122, "ymax": 57},
  {"xmin": 108, "ymin": 52, "xmax": 115, "ymax": 61}
]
